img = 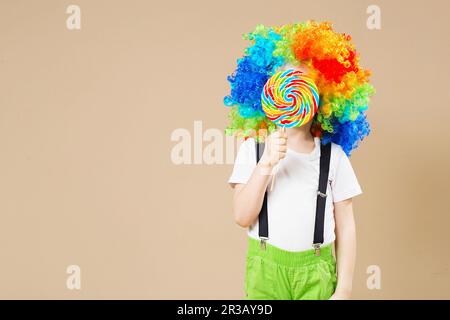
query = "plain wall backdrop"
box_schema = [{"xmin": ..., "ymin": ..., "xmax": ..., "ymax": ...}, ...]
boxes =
[{"xmin": 0, "ymin": 0, "xmax": 449, "ymax": 299}]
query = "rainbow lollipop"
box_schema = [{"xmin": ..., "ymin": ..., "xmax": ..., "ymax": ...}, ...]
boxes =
[{"xmin": 261, "ymin": 69, "xmax": 319, "ymax": 128}]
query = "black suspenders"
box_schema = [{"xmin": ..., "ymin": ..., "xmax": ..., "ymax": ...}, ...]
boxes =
[
  {"xmin": 256, "ymin": 143, "xmax": 269, "ymax": 248},
  {"xmin": 313, "ymin": 141, "xmax": 332, "ymax": 256},
  {"xmin": 255, "ymin": 140, "xmax": 332, "ymax": 256}
]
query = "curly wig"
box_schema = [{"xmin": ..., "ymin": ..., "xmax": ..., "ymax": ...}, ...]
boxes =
[{"xmin": 224, "ymin": 21, "xmax": 375, "ymax": 156}]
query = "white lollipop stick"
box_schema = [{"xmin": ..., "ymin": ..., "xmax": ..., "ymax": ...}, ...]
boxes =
[{"xmin": 270, "ymin": 126, "xmax": 285, "ymax": 191}]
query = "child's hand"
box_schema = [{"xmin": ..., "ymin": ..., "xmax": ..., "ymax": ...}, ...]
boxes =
[{"xmin": 259, "ymin": 128, "xmax": 287, "ymax": 170}]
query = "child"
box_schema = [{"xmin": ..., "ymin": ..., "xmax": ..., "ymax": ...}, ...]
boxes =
[
  {"xmin": 224, "ymin": 21, "xmax": 374, "ymax": 300},
  {"xmin": 228, "ymin": 114, "xmax": 361, "ymax": 300}
]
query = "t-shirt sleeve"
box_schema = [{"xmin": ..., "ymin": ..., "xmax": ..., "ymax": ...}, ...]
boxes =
[
  {"xmin": 331, "ymin": 146, "xmax": 363, "ymax": 203},
  {"xmin": 228, "ymin": 138, "xmax": 257, "ymax": 187}
]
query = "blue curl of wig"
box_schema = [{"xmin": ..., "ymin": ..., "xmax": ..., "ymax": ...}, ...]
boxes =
[{"xmin": 224, "ymin": 30, "xmax": 285, "ymax": 119}]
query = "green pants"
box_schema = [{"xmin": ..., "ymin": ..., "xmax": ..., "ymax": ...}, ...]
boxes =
[{"xmin": 244, "ymin": 237, "xmax": 337, "ymax": 300}]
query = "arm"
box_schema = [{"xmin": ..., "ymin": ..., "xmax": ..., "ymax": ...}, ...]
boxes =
[
  {"xmin": 329, "ymin": 198, "xmax": 356, "ymax": 300},
  {"xmin": 232, "ymin": 130, "xmax": 287, "ymax": 228},
  {"xmin": 232, "ymin": 163, "xmax": 272, "ymax": 227}
]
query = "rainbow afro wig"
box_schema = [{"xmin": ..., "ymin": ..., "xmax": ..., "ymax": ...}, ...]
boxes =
[{"xmin": 223, "ymin": 21, "xmax": 375, "ymax": 156}]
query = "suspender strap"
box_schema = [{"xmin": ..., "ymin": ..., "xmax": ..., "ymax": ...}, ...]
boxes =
[
  {"xmin": 255, "ymin": 143, "xmax": 269, "ymax": 245},
  {"xmin": 255, "ymin": 140, "xmax": 331, "ymax": 255},
  {"xmin": 313, "ymin": 142, "xmax": 332, "ymax": 256}
]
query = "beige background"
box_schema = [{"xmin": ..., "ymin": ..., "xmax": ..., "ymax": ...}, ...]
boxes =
[{"xmin": 0, "ymin": 0, "xmax": 449, "ymax": 299}]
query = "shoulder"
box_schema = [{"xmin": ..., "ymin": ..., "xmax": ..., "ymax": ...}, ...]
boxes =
[
  {"xmin": 241, "ymin": 137, "xmax": 256, "ymax": 148},
  {"xmin": 330, "ymin": 142, "xmax": 346, "ymax": 161},
  {"xmin": 329, "ymin": 142, "xmax": 346, "ymax": 179},
  {"xmin": 237, "ymin": 137, "xmax": 257, "ymax": 154},
  {"xmin": 229, "ymin": 138, "xmax": 258, "ymax": 184},
  {"xmin": 233, "ymin": 137, "xmax": 257, "ymax": 164}
]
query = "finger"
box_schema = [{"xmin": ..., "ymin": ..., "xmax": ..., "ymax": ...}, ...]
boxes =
[
  {"xmin": 277, "ymin": 145, "xmax": 287, "ymax": 153},
  {"xmin": 272, "ymin": 131, "xmax": 281, "ymax": 139},
  {"xmin": 274, "ymin": 137, "xmax": 287, "ymax": 145}
]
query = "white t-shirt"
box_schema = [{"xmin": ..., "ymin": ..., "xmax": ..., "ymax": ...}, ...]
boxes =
[{"xmin": 228, "ymin": 136, "xmax": 363, "ymax": 252}]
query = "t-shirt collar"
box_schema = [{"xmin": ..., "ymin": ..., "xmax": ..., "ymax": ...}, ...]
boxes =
[{"xmin": 286, "ymin": 136, "xmax": 321, "ymax": 161}]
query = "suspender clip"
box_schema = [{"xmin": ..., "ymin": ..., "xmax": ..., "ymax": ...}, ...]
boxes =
[
  {"xmin": 317, "ymin": 191, "xmax": 327, "ymax": 198},
  {"xmin": 313, "ymin": 243, "xmax": 321, "ymax": 256},
  {"xmin": 260, "ymin": 237, "xmax": 268, "ymax": 251}
]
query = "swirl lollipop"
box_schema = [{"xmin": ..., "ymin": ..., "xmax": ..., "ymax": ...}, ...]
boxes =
[{"xmin": 261, "ymin": 69, "xmax": 319, "ymax": 128}]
